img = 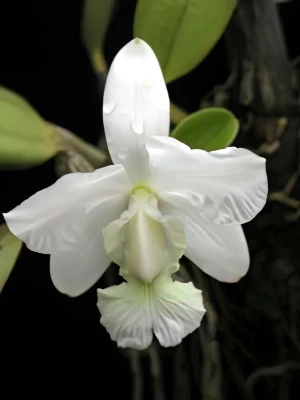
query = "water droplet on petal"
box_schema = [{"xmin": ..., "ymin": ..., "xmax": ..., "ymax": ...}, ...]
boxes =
[
  {"xmin": 191, "ymin": 193, "xmax": 203, "ymax": 206},
  {"xmin": 118, "ymin": 153, "xmax": 127, "ymax": 160},
  {"xmin": 132, "ymin": 121, "xmax": 144, "ymax": 134},
  {"xmin": 103, "ymin": 101, "xmax": 116, "ymax": 114},
  {"xmin": 118, "ymin": 146, "xmax": 129, "ymax": 160}
]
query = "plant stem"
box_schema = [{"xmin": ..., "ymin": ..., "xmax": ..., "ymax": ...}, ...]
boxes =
[{"xmin": 52, "ymin": 123, "xmax": 109, "ymax": 169}]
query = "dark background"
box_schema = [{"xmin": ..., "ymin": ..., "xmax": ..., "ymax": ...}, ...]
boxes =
[{"xmin": 0, "ymin": 1, "xmax": 299, "ymax": 398}]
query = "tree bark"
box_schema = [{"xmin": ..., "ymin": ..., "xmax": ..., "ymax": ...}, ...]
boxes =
[{"xmin": 204, "ymin": 1, "xmax": 300, "ymax": 399}]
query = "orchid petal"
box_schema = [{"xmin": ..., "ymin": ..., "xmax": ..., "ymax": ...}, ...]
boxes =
[
  {"xmin": 97, "ymin": 277, "xmax": 153, "ymax": 350},
  {"xmin": 97, "ymin": 273, "xmax": 205, "ymax": 349},
  {"xmin": 159, "ymin": 200, "xmax": 250, "ymax": 282},
  {"xmin": 50, "ymin": 195, "xmax": 128, "ymax": 297},
  {"xmin": 147, "ymin": 136, "xmax": 268, "ymax": 225},
  {"xmin": 152, "ymin": 275, "xmax": 205, "ymax": 347},
  {"xmin": 185, "ymin": 216, "xmax": 250, "ymax": 282},
  {"xmin": 3, "ymin": 165, "xmax": 130, "ymax": 254},
  {"xmin": 103, "ymin": 38, "xmax": 169, "ymax": 183}
]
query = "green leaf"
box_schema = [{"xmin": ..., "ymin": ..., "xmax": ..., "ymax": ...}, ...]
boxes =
[
  {"xmin": 81, "ymin": 0, "xmax": 115, "ymax": 72},
  {"xmin": 171, "ymin": 108, "xmax": 239, "ymax": 151},
  {"xmin": 134, "ymin": 0, "xmax": 237, "ymax": 82},
  {"xmin": 0, "ymin": 224, "xmax": 22, "ymax": 292},
  {"xmin": 0, "ymin": 87, "xmax": 60, "ymax": 169}
]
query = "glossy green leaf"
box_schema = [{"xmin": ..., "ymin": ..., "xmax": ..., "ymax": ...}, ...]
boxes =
[
  {"xmin": 171, "ymin": 108, "xmax": 239, "ymax": 151},
  {"xmin": 0, "ymin": 224, "xmax": 22, "ymax": 292},
  {"xmin": 82, "ymin": 0, "xmax": 115, "ymax": 72},
  {"xmin": 134, "ymin": 0, "xmax": 237, "ymax": 82},
  {"xmin": 0, "ymin": 87, "xmax": 60, "ymax": 169}
]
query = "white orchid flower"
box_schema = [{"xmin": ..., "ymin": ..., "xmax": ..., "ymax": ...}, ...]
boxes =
[{"xmin": 3, "ymin": 39, "xmax": 268, "ymax": 350}]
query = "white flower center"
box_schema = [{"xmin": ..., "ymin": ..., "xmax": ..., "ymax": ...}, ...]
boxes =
[{"xmin": 102, "ymin": 187, "xmax": 186, "ymax": 283}]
